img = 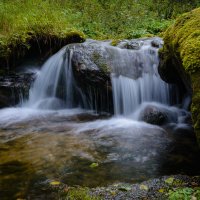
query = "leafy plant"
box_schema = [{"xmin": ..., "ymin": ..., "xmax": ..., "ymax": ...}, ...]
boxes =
[{"xmin": 168, "ymin": 187, "xmax": 200, "ymax": 200}]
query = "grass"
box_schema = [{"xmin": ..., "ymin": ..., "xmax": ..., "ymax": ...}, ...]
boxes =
[{"xmin": 0, "ymin": 0, "xmax": 199, "ymax": 71}]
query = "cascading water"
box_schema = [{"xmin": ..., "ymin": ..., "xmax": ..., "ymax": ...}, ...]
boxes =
[
  {"xmin": 22, "ymin": 38, "xmax": 174, "ymax": 114},
  {"xmin": 23, "ymin": 47, "xmax": 84, "ymax": 110},
  {"xmin": 109, "ymin": 39, "xmax": 171, "ymax": 115}
]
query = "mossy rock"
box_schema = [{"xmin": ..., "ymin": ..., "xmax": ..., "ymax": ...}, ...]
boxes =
[
  {"xmin": 0, "ymin": 30, "xmax": 85, "ymax": 72},
  {"xmin": 159, "ymin": 8, "xmax": 200, "ymax": 144}
]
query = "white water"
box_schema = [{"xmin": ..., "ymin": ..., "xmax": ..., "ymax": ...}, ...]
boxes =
[
  {"xmin": 19, "ymin": 38, "xmax": 173, "ymax": 116},
  {"xmin": 0, "ymin": 38, "xmax": 183, "ymax": 127},
  {"xmin": 22, "ymin": 46, "xmax": 79, "ymax": 109},
  {"xmin": 110, "ymin": 39, "xmax": 171, "ymax": 115}
]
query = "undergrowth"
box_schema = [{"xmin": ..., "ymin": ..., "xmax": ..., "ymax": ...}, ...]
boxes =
[
  {"xmin": 168, "ymin": 187, "xmax": 200, "ymax": 200},
  {"xmin": 0, "ymin": 0, "xmax": 199, "ymax": 71}
]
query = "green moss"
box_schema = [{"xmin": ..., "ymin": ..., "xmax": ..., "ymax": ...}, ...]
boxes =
[
  {"xmin": 161, "ymin": 8, "xmax": 200, "ymax": 145},
  {"xmin": 168, "ymin": 187, "xmax": 200, "ymax": 200},
  {"xmin": 92, "ymin": 51, "xmax": 110, "ymax": 73},
  {"xmin": 0, "ymin": 29, "xmax": 85, "ymax": 70},
  {"xmin": 60, "ymin": 187, "xmax": 101, "ymax": 200},
  {"xmin": 163, "ymin": 8, "xmax": 200, "ymax": 73},
  {"xmin": 110, "ymin": 39, "xmax": 121, "ymax": 46}
]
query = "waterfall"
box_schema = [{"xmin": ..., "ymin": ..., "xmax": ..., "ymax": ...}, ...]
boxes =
[
  {"xmin": 22, "ymin": 38, "xmax": 174, "ymax": 114},
  {"xmin": 110, "ymin": 39, "xmax": 171, "ymax": 115},
  {"xmin": 23, "ymin": 47, "xmax": 83, "ymax": 110}
]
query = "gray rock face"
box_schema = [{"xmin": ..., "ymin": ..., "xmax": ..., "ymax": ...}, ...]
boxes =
[
  {"xmin": 151, "ymin": 38, "xmax": 163, "ymax": 48},
  {"xmin": 69, "ymin": 37, "xmax": 163, "ymax": 85},
  {"xmin": 62, "ymin": 37, "xmax": 163, "ymax": 113},
  {"xmin": 70, "ymin": 41, "xmax": 111, "ymax": 88}
]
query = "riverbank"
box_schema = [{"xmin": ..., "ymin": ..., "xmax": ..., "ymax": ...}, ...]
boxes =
[{"xmin": 27, "ymin": 175, "xmax": 200, "ymax": 200}]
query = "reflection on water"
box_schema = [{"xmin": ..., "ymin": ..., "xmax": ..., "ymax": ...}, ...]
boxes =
[{"xmin": 0, "ymin": 108, "xmax": 200, "ymax": 199}]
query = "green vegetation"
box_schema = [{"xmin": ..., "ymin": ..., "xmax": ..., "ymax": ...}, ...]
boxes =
[
  {"xmin": 168, "ymin": 187, "xmax": 200, "ymax": 200},
  {"xmin": 54, "ymin": 187, "xmax": 101, "ymax": 200},
  {"xmin": 0, "ymin": 0, "xmax": 199, "ymax": 71},
  {"xmin": 163, "ymin": 8, "xmax": 200, "ymax": 72},
  {"xmin": 64, "ymin": 188, "xmax": 100, "ymax": 200},
  {"xmin": 161, "ymin": 8, "xmax": 200, "ymax": 144}
]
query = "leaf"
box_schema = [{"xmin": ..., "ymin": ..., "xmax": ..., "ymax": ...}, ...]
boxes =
[
  {"xmin": 50, "ymin": 181, "xmax": 61, "ymax": 186},
  {"xmin": 90, "ymin": 162, "xmax": 99, "ymax": 168}
]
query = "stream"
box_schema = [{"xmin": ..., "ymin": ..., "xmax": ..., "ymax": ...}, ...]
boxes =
[{"xmin": 0, "ymin": 38, "xmax": 200, "ymax": 199}]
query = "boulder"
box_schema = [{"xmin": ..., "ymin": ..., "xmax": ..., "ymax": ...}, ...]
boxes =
[
  {"xmin": 139, "ymin": 105, "xmax": 168, "ymax": 125},
  {"xmin": 67, "ymin": 39, "xmax": 160, "ymax": 112},
  {"xmin": 158, "ymin": 8, "xmax": 200, "ymax": 144},
  {"xmin": 138, "ymin": 104, "xmax": 178, "ymax": 125}
]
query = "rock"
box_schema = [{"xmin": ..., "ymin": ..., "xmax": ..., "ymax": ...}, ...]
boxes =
[
  {"xmin": 68, "ymin": 41, "xmax": 113, "ymax": 113},
  {"xmin": 151, "ymin": 39, "xmax": 162, "ymax": 48},
  {"xmin": 67, "ymin": 39, "xmax": 159, "ymax": 113},
  {"xmin": 158, "ymin": 8, "xmax": 200, "ymax": 144},
  {"xmin": 122, "ymin": 41, "xmax": 142, "ymax": 50},
  {"xmin": 139, "ymin": 106, "xmax": 168, "ymax": 125},
  {"xmin": 0, "ymin": 73, "xmax": 35, "ymax": 108}
]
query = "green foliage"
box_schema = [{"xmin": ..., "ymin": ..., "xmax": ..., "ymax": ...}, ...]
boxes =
[
  {"xmin": 168, "ymin": 187, "xmax": 200, "ymax": 200},
  {"xmin": 1, "ymin": 0, "xmax": 198, "ymax": 43},
  {"xmin": 60, "ymin": 187, "xmax": 100, "ymax": 200},
  {"xmin": 0, "ymin": 0, "xmax": 199, "ymax": 69},
  {"xmin": 163, "ymin": 8, "xmax": 200, "ymax": 72},
  {"xmin": 151, "ymin": 0, "xmax": 199, "ymax": 19},
  {"xmin": 161, "ymin": 7, "xmax": 200, "ymax": 145}
]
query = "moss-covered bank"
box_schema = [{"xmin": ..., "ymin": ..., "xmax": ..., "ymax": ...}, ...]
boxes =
[
  {"xmin": 0, "ymin": 30, "xmax": 85, "ymax": 73},
  {"xmin": 159, "ymin": 7, "xmax": 200, "ymax": 144}
]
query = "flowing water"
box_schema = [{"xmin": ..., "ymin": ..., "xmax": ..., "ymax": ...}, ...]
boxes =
[{"xmin": 0, "ymin": 38, "xmax": 199, "ymax": 199}]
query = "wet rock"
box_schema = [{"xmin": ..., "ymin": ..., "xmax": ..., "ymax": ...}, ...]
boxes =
[
  {"xmin": 67, "ymin": 39, "xmax": 158, "ymax": 113},
  {"xmin": 122, "ymin": 41, "xmax": 142, "ymax": 50},
  {"xmin": 138, "ymin": 104, "xmax": 178, "ymax": 125},
  {"xmin": 139, "ymin": 105, "xmax": 168, "ymax": 125},
  {"xmin": 0, "ymin": 73, "xmax": 35, "ymax": 108},
  {"xmin": 151, "ymin": 39, "xmax": 162, "ymax": 48},
  {"xmin": 158, "ymin": 8, "xmax": 200, "ymax": 143},
  {"xmin": 56, "ymin": 37, "xmax": 163, "ymax": 113}
]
